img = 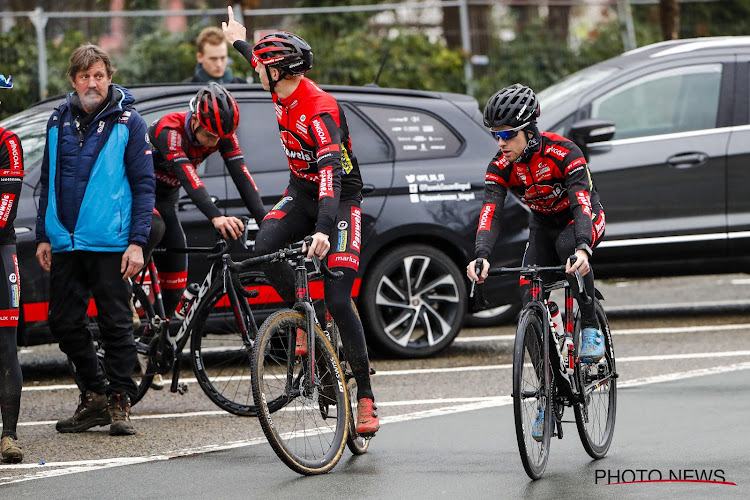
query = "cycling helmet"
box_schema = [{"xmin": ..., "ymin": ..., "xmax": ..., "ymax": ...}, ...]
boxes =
[
  {"xmin": 252, "ymin": 31, "xmax": 313, "ymax": 76},
  {"xmin": 483, "ymin": 83, "xmax": 540, "ymax": 129},
  {"xmin": 190, "ymin": 82, "xmax": 240, "ymax": 139}
]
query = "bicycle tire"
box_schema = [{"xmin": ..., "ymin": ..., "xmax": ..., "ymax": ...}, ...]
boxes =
[
  {"xmin": 512, "ymin": 307, "xmax": 551, "ymax": 480},
  {"xmin": 326, "ymin": 300, "xmax": 371, "ymax": 455},
  {"xmin": 189, "ymin": 272, "xmax": 265, "ymax": 416},
  {"xmin": 574, "ymin": 298, "xmax": 617, "ymax": 459},
  {"xmin": 252, "ymin": 309, "xmax": 349, "ymax": 475}
]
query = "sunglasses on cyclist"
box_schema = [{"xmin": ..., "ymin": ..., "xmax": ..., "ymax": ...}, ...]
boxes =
[{"xmin": 492, "ymin": 122, "xmax": 529, "ymax": 141}]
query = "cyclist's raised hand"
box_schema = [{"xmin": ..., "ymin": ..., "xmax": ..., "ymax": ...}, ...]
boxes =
[
  {"xmin": 212, "ymin": 215, "xmax": 245, "ymax": 240},
  {"xmin": 467, "ymin": 258, "xmax": 489, "ymax": 284},
  {"xmin": 566, "ymin": 249, "xmax": 591, "ymax": 276},
  {"xmin": 222, "ymin": 6, "xmax": 246, "ymax": 44},
  {"xmin": 305, "ymin": 232, "xmax": 330, "ymax": 260}
]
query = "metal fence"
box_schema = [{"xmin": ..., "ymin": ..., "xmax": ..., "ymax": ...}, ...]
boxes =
[{"xmin": 0, "ymin": 0, "xmax": 735, "ymax": 108}]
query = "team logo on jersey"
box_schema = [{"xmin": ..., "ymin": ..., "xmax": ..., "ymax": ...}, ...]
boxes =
[
  {"xmin": 0, "ymin": 193, "xmax": 15, "ymax": 227},
  {"xmin": 342, "ymin": 148, "xmax": 353, "ymax": 175},
  {"xmin": 319, "ymin": 166, "xmax": 333, "ymax": 198},
  {"xmin": 5, "ymin": 136, "xmax": 21, "ymax": 170},
  {"xmin": 351, "ymin": 207, "xmax": 362, "ymax": 251},
  {"xmin": 280, "ymin": 131, "xmax": 314, "ymax": 169},
  {"xmin": 272, "ymin": 196, "xmax": 293, "ymax": 211},
  {"xmin": 311, "ymin": 117, "xmax": 331, "ymax": 146},
  {"xmin": 328, "ymin": 252, "xmax": 359, "ymax": 271},
  {"xmin": 337, "ymin": 220, "xmax": 348, "ymax": 230},
  {"xmin": 576, "ymin": 190, "xmax": 592, "ymax": 216},
  {"xmin": 337, "ymin": 230, "xmax": 348, "ymax": 252},
  {"xmin": 477, "ymin": 204, "xmax": 495, "ymax": 232},
  {"xmin": 545, "ymin": 144, "xmax": 569, "ymax": 160}
]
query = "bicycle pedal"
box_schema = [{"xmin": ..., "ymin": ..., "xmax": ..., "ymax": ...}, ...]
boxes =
[{"xmin": 177, "ymin": 382, "xmax": 188, "ymax": 395}]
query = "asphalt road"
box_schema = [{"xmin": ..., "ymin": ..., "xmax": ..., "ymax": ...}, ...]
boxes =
[{"xmin": 2, "ymin": 273, "xmax": 750, "ymax": 497}]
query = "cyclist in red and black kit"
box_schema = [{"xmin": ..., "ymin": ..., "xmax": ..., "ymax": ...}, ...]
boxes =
[
  {"xmin": 223, "ymin": 8, "xmax": 378, "ymax": 436},
  {"xmin": 466, "ymin": 84, "xmax": 606, "ymax": 374},
  {"xmin": 0, "ymin": 119, "xmax": 24, "ymax": 463},
  {"xmin": 147, "ymin": 82, "xmax": 266, "ymax": 317}
]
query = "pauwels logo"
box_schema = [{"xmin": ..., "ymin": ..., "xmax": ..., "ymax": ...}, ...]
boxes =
[
  {"xmin": 319, "ymin": 166, "xmax": 333, "ymax": 198},
  {"xmin": 477, "ymin": 204, "xmax": 496, "ymax": 232},
  {"xmin": 351, "ymin": 206, "xmax": 361, "ymax": 251}
]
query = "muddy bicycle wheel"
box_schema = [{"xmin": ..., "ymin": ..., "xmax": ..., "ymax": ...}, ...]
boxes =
[{"xmin": 252, "ymin": 309, "xmax": 349, "ymax": 475}]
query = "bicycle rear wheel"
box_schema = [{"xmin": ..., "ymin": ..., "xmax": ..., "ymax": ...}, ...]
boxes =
[
  {"xmin": 512, "ymin": 308, "xmax": 551, "ymax": 480},
  {"xmin": 252, "ymin": 310, "xmax": 349, "ymax": 475},
  {"xmin": 190, "ymin": 272, "xmax": 265, "ymax": 416},
  {"xmin": 325, "ymin": 300, "xmax": 370, "ymax": 455},
  {"xmin": 574, "ymin": 298, "xmax": 617, "ymax": 459}
]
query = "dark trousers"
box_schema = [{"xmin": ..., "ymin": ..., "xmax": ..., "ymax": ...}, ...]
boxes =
[{"xmin": 49, "ymin": 251, "xmax": 137, "ymax": 399}]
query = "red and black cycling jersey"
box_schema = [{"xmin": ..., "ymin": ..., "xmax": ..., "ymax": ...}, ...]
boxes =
[
  {"xmin": 475, "ymin": 131, "xmax": 602, "ymax": 259},
  {"xmin": 148, "ymin": 111, "xmax": 265, "ymax": 222},
  {"xmin": 0, "ymin": 127, "xmax": 23, "ymax": 245},
  {"xmin": 271, "ymin": 77, "xmax": 363, "ymax": 236}
]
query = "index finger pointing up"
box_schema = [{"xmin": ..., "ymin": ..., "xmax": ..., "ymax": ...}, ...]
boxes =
[{"xmin": 227, "ymin": 5, "xmax": 234, "ymax": 21}]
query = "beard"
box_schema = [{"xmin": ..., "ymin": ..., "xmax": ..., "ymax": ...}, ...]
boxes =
[{"xmin": 80, "ymin": 89, "xmax": 106, "ymax": 113}]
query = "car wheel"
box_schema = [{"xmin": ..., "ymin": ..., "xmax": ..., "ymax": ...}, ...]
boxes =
[
  {"xmin": 361, "ymin": 244, "xmax": 467, "ymax": 358},
  {"xmin": 465, "ymin": 303, "xmax": 522, "ymax": 327}
]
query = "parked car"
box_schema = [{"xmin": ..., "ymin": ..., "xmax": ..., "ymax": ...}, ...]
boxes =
[
  {"xmin": 2, "ymin": 83, "xmax": 529, "ymax": 357},
  {"xmin": 537, "ymin": 36, "xmax": 750, "ymax": 277}
]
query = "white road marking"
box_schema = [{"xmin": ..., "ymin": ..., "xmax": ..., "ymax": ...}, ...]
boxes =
[
  {"xmin": 5, "ymin": 360, "xmax": 750, "ymax": 485},
  {"xmin": 455, "ymin": 323, "xmax": 750, "ymax": 343}
]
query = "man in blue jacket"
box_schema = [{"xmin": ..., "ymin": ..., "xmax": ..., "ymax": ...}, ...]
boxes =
[{"xmin": 35, "ymin": 44, "xmax": 155, "ymax": 436}]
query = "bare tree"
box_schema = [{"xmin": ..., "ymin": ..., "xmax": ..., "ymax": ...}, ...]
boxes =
[{"xmin": 660, "ymin": 0, "xmax": 680, "ymax": 40}]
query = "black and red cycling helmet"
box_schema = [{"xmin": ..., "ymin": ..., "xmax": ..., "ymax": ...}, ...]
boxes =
[
  {"xmin": 190, "ymin": 82, "xmax": 240, "ymax": 139},
  {"xmin": 483, "ymin": 83, "xmax": 540, "ymax": 129},
  {"xmin": 251, "ymin": 31, "xmax": 313, "ymax": 76}
]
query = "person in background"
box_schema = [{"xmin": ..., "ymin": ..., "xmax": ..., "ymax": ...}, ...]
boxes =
[
  {"xmin": 145, "ymin": 82, "xmax": 266, "ymax": 318},
  {"xmin": 0, "ymin": 96, "xmax": 25, "ymax": 463},
  {"xmin": 184, "ymin": 27, "xmax": 247, "ymax": 84},
  {"xmin": 35, "ymin": 44, "xmax": 155, "ymax": 437}
]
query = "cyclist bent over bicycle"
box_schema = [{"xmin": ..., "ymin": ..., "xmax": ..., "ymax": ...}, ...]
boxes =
[
  {"xmin": 466, "ymin": 84, "xmax": 606, "ymax": 433},
  {"xmin": 223, "ymin": 14, "xmax": 379, "ymax": 436},
  {"xmin": 146, "ymin": 83, "xmax": 266, "ymax": 316}
]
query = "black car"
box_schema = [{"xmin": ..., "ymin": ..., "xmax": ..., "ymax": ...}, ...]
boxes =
[
  {"xmin": 537, "ymin": 36, "xmax": 750, "ymax": 277},
  {"xmin": 2, "ymin": 83, "xmax": 529, "ymax": 357}
]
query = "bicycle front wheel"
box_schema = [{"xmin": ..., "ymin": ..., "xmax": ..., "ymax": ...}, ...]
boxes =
[
  {"xmin": 190, "ymin": 273, "xmax": 265, "ymax": 416},
  {"xmin": 512, "ymin": 308, "xmax": 551, "ymax": 480},
  {"xmin": 574, "ymin": 298, "xmax": 617, "ymax": 459},
  {"xmin": 252, "ymin": 310, "xmax": 349, "ymax": 475}
]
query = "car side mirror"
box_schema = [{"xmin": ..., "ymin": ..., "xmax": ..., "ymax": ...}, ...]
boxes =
[{"xmin": 569, "ymin": 119, "xmax": 616, "ymax": 162}]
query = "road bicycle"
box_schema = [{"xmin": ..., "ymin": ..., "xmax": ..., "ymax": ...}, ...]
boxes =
[
  {"xmin": 223, "ymin": 238, "xmax": 353, "ymax": 475},
  {"xmin": 473, "ymin": 257, "xmax": 617, "ymax": 480}
]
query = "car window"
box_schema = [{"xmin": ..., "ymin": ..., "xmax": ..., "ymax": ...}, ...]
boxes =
[
  {"xmin": 142, "ymin": 105, "xmax": 209, "ymax": 175},
  {"xmin": 0, "ymin": 109, "xmax": 51, "ymax": 175},
  {"xmin": 358, "ymin": 105, "xmax": 462, "ymax": 160},
  {"xmin": 224, "ymin": 101, "xmax": 288, "ymax": 176},
  {"xmin": 342, "ymin": 104, "xmax": 391, "ymax": 164},
  {"xmin": 590, "ymin": 63, "xmax": 722, "ymax": 140}
]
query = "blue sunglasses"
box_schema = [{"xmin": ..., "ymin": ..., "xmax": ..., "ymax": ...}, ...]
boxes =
[{"xmin": 492, "ymin": 122, "xmax": 529, "ymax": 141}]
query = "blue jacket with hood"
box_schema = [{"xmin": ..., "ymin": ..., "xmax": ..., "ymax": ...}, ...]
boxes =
[{"xmin": 36, "ymin": 84, "xmax": 155, "ymax": 253}]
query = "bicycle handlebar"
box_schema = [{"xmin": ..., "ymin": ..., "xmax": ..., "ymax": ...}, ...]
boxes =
[{"xmin": 473, "ymin": 255, "xmax": 591, "ymax": 304}]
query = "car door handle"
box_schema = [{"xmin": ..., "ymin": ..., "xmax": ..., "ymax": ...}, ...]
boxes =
[
  {"xmin": 179, "ymin": 195, "xmax": 218, "ymax": 211},
  {"xmin": 361, "ymin": 183, "xmax": 376, "ymax": 195},
  {"xmin": 667, "ymin": 152, "xmax": 708, "ymax": 169}
]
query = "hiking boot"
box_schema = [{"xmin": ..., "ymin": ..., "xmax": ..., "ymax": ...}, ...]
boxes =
[
  {"xmin": 355, "ymin": 398, "xmax": 380, "ymax": 436},
  {"xmin": 108, "ymin": 393, "xmax": 136, "ymax": 436},
  {"xmin": 295, "ymin": 327, "xmax": 308, "ymax": 356},
  {"xmin": 579, "ymin": 328, "xmax": 604, "ymax": 363},
  {"xmin": 531, "ymin": 409, "xmax": 545, "ymax": 442},
  {"xmin": 1, "ymin": 436, "xmax": 23, "ymax": 464},
  {"xmin": 56, "ymin": 391, "xmax": 110, "ymax": 433}
]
